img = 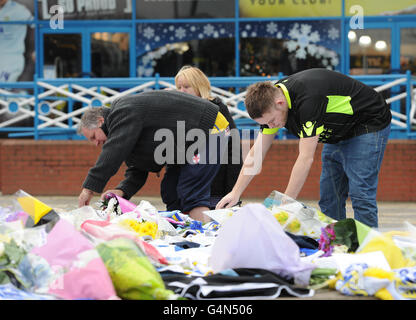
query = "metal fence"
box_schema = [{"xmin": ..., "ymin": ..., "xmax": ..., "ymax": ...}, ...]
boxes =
[{"xmin": 0, "ymin": 72, "xmax": 415, "ymax": 140}]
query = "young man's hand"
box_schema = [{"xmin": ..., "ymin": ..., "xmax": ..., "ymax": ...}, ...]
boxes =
[{"xmin": 216, "ymin": 191, "xmax": 240, "ymax": 209}]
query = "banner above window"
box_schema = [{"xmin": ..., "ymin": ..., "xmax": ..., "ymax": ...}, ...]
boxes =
[
  {"xmin": 136, "ymin": 0, "xmax": 235, "ymax": 19},
  {"xmin": 38, "ymin": 0, "xmax": 132, "ymax": 20},
  {"xmin": 239, "ymin": 0, "xmax": 416, "ymax": 18},
  {"xmin": 239, "ymin": 0, "xmax": 342, "ymax": 18},
  {"xmin": 345, "ymin": 0, "xmax": 416, "ymax": 16}
]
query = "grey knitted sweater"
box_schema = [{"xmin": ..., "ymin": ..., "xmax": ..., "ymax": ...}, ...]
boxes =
[{"xmin": 82, "ymin": 90, "xmax": 219, "ymax": 199}]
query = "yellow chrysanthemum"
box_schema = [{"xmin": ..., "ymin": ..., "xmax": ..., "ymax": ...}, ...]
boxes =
[
  {"xmin": 119, "ymin": 219, "xmax": 158, "ymax": 239},
  {"xmin": 287, "ymin": 218, "xmax": 301, "ymax": 233},
  {"xmin": 273, "ymin": 211, "xmax": 289, "ymax": 225}
]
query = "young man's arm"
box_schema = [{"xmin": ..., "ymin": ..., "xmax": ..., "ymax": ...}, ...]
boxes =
[
  {"xmin": 284, "ymin": 135, "xmax": 319, "ymax": 199},
  {"xmin": 216, "ymin": 131, "xmax": 276, "ymax": 209}
]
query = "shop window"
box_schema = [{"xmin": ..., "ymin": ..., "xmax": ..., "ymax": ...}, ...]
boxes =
[
  {"xmin": 91, "ymin": 32, "xmax": 130, "ymax": 77},
  {"xmin": 137, "ymin": 22, "xmax": 234, "ymax": 77},
  {"xmin": 349, "ymin": 29, "xmax": 391, "ymax": 75},
  {"xmin": 240, "ymin": 20, "xmax": 341, "ymax": 76},
  {"xmin": 400, "ymin": 28, "xmax": 416, "ymax": 74},
  {"xmin": 399, "ymin": 28, "xmax": 416, "ymax": 119},
  {"xmin": 43, "ymin": 33, "xmax": 82, "ymax": 78}
]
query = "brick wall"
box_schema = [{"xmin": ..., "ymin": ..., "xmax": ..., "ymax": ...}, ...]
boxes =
[{"xmin": 0, "ymin": 139, "xmax": 415, "ymax": 201}]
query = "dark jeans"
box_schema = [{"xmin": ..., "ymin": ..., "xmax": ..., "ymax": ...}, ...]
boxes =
[{"xmin": 319, "ymin": 124, "xmax": 390, "ymax": 228}]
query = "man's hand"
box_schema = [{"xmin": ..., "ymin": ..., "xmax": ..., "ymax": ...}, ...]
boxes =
[
  {"xmin": 100, "ymin": 189, "xmax": 124, "ymax": 201},
  {"xmin": 215, "ymin": 191, "xmax": 240, "ymax": 209},
  {"xmin": 78, "ymin": 188, "xmax": 94, "ymax": 207}
]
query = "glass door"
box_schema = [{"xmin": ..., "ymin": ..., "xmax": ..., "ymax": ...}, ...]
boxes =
[
  {"xmin": 90, "ymin": 31, "xmax": 130, "ymax": 77},
  {"xmin": 348, "ymin": 27, "xmax": 391, "ymax": 75},
  {"xmin": 42, "ymin": 33, "xmax": 82, "ymax": 78},
  {"xmin": 399, "ymin": 27, "xmax": 416, "ymax": 74}
]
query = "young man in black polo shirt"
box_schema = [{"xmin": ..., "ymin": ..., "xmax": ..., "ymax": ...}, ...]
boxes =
[{"xmin": 216, "ymin": 68, "xmax": 391, "ymax": 228}]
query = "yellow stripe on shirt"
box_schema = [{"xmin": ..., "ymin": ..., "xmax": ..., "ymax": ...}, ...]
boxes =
[
  {"xmin": 211, "ymin": 112, "xmax": 229, "ymax": 134},
  {"xmin": 262, "ymin": 127, "xmax": 279, "ymax": 135}
]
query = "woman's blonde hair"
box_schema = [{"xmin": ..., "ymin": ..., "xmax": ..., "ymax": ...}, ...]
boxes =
[{"xmin": 174, "ymin": 66, "xmax": 213, "ymax": 100}]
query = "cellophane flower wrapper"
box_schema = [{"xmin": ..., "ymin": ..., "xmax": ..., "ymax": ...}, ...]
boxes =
[
  {"xmin": 318, "ymin": 218, "xmax": 377, "ymax": 257},
  {"xmin": 81, "ymin": 217, "xmax": 168, "ymax": 266},
  {"xmin": 13, "ymin": 190, "xmax": 53, "ymax": 225},
  {"xmin": 102, "ymin": 193, "xmax": 136, "ymax": 213},
  {"xmin": 210, "ymin": 203, "xmax": 316, "ymax": 287},
  {"xmin": 96, "ymin": 237, "xmax": 177, "ymax": 300},
  {"xmin": 0, "ymin": 205, "xmax": 29, "ymax": 226},
  {"xmin": 263, "ymin": 190, "xmax": 336, "ymax": 238},
  {"xmin": 387, "ymin": 222, "xmax": 416, "ymax": 264},
  {"xmin": 134, "ymin": 200, "xmax": 178, "ymax": 237},
  {"xmin": 29, "ymin": 219, "xmax": 118, "ymax": 300}
]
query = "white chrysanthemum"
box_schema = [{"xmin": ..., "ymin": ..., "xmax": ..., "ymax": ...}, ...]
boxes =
[{"xmin": 105, "ymin": 197, "xmax": 121, "ymax": 219}]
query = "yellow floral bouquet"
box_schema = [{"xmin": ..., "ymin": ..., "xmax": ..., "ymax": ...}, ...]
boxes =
[
  {"xmin": 264, "ymin": 190, "xmax": 336, "ymax": 238},
  {"xmin": 118, "ymin": 218, "xmax": 158, "ymax": 240}
]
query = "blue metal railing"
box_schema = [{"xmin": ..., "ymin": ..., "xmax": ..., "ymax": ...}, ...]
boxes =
[{"xmin": 0, "ymin": 73, "xmax": 415, "ymax": 140}]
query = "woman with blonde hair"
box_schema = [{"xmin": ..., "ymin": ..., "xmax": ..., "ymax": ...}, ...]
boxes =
[
  {"xmin": 172, "ymin": 65, "xmax": 242, "ymax": 209},
  {"xmin": 175, "ymin": 65, "xmax": 212, "ymax": 99}
]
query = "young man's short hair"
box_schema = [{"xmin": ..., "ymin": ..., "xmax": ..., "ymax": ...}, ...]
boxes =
[{"xmin": 245, "ymin": 81, "xmax": 280, "ymax": 119}]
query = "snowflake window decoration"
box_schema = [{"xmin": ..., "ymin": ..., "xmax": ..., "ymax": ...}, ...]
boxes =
[
  {"xmin": 286, "ymin": 23, "xmax": 321, "ymax": 60},
  {"xmin": 328, "ymin": 26, "xmax": 340, "ymax": 40},
  {"xmin": 203, "ymin": 24, "xmax": 215, "ymax": 36},
  {"xmin": 143, "ymin": 26, "xmax": 155, "ymax": 39},
  {"xmin": 266, "ymin": 22, "xmax": 278, "ymax": 35},
  {"xmin": 175, "ymin": 27, "xmax": 186, "ymax": 40}
]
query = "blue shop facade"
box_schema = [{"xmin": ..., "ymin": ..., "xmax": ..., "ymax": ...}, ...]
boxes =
[{"xmin": 0, "ymin": 0, "xmax": 415, "ymax": 139}]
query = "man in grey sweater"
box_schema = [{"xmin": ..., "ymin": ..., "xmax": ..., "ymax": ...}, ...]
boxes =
[{"xmin": 77, "ymin": 90, "xmax": 230, "ymax": 222}]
